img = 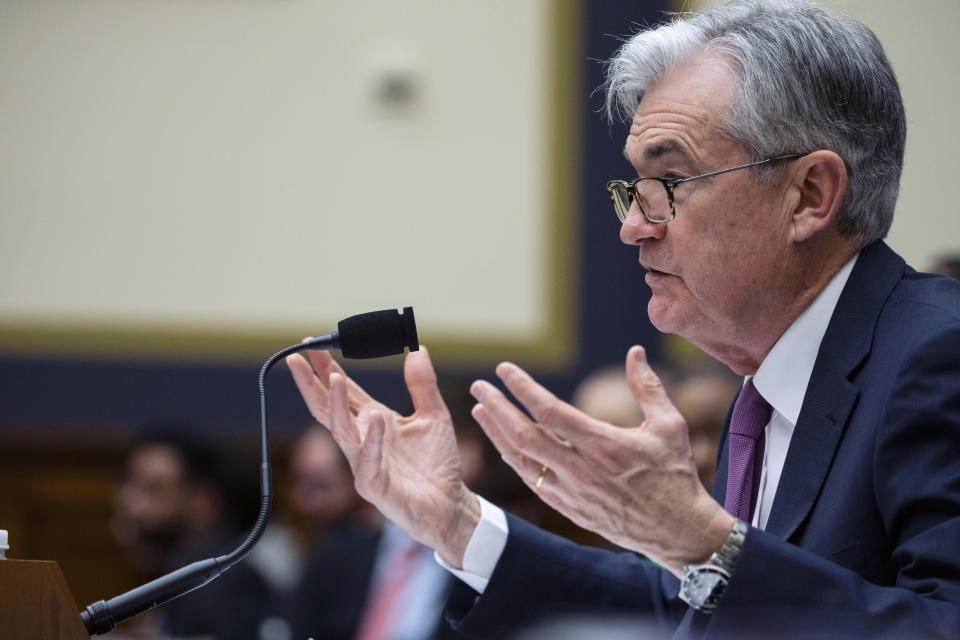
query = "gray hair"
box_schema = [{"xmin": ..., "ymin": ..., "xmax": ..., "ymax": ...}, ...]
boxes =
[{"xmin": 605, "ymin": 0, "xmax": 906, "ymax": 247}]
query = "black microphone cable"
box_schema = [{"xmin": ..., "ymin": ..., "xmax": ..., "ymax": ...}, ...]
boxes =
[{"xmin": 81, "ymin": 307, "xmax": 418, "ymax": 635}]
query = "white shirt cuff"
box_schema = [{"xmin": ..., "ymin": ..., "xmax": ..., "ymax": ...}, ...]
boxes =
[{"xmin": 434, "ymin": 495, "xmax": 509, "ymax": 594}]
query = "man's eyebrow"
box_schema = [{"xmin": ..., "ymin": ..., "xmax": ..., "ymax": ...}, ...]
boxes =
[
  {"xmin": 643, "ymin": 140, "xmax": 688, "ymax": 161},
  {"xmin": 622, "ymin": 140, "xmax": 691, "ymax": 165}
]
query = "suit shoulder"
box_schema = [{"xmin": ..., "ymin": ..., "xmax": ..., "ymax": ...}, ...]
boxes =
[
  {"xmin": 862, "ymin": 271, "xmax": 960, "ymax": 377},
  {"xmin": 887, "ymin": 270, "xmax": 960, "ymax": 321}
]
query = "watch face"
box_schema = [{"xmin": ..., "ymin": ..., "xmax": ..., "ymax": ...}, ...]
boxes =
[
  {"xmin": 686, "ymin": 571, "xmax": 725, "ymax": 602},
  {"xmin": 681, "ymin": 565, "xmax": 729, "ymax": 612}
]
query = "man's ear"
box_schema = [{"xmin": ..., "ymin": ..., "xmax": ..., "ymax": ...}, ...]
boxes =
[{"xmin": 788, "ymin": 150, "xmax": 847, "ymax": 243}]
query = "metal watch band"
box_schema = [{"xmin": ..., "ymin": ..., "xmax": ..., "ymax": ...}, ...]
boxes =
[
  {"xmin": 710, "ymin": 518, "xmax": 748, "ymax": 572},
  {"xmin": 678, "ymin": 519, "xmax": 749, "ymax": 613}
]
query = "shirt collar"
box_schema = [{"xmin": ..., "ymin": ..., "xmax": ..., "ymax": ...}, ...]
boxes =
[{"xmin": 751, "ymin": 252, "xmax": 859, "ymax": 425}]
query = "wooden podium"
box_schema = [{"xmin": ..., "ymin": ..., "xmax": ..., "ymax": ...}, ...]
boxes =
[{"xmin": 0, "ymin": 559, "xmax": 90, "ymax": 639}]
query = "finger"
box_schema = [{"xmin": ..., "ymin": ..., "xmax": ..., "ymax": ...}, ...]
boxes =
[
  {"xmin": 355, "ymin": 409, "xmax": 386, "ymax": 490},
  {"xmin": 474, "ymin": 407, "xmax": 571, "ymax": 518},
  {"xmin": 328, "ymin": 372, "xmax": 362, "ymax": 459},
  {"xmin": 471, "ymin": 404, "xmax": 538, "ymax": 483},
  {"xmin": 473, "ymin": 405, "xmax": 586, "ymax": 533},
  {"xmin": 470, "ymin": 404, "xmax": 533, "ymax": 470},
  {"xmin": 494, "ymin": 362, "xmax": 597, "ymax": 440},
  {"xmin": 306, "ymin": 345, "xmax": 375, "ymax": 409},
  {"xmin": 286, "ymin": 353, "xmax": 331, "ymax": 425},
  {"xmin": 625, "ymin": 346, "xmax": 680, "ymax": 423},
  {"xmin": 471, "ymin": 379, "xmax": 572, "ymax": 464},
  {"xmin": 405, "ymin": 346, "xmax": 448, "ymax": 418}
]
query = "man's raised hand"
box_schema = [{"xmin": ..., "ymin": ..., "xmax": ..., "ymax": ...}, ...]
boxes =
[
  {"xmin": 469, "ymin": 345, "xmax": 733, "ymax": 575},
  {"xmin": 286, "ymin": 346, "xmax": 480, "ymax": 567}
]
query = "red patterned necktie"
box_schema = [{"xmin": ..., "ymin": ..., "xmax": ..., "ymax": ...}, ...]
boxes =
[{"xmin": 724, "ymin": 380, "xmax": 771, "ymax": 521}]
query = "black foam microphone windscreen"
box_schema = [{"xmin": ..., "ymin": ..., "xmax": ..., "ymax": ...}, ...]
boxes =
[{"xmin": 337, "ymin": 306, "xmax": 419, "ymax": 359}]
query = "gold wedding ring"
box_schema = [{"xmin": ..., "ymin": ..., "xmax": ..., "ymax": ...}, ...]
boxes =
[{"xmin": 535, "ymin": 464, "xmax": 549, "ymax": 488}]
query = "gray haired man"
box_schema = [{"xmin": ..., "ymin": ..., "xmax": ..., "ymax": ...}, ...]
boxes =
[{"xmin": 288, "ymin": 1, "xmax": 960, "ymax": 637}]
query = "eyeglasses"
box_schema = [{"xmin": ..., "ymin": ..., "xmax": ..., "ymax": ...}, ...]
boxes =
[{"xmin": 605, "ymin": 154, "xmax": 803, "ymax": 224}]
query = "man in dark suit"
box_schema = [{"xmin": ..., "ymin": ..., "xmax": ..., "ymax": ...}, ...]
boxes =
[{"xmin": 286, "ymin": 1, "xmax": 960, "ymax": 637}]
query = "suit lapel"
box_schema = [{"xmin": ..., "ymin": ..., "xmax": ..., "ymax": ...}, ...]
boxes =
[
  {"xmin": 762, "ymin": 242, "xmax": 905, "ymax": 540},
  {"xmin": 763, "ymin": 374, "xmax": 859, "ymax": 538}
]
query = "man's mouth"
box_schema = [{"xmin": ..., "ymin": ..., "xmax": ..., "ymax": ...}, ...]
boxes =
[
  {"xmin": 640, "ymin": 260, "xmax": 674, "ymax": 284},
  {"xmin": 640, "ymin": 261, "xmax": 669, "ymax": 276}
]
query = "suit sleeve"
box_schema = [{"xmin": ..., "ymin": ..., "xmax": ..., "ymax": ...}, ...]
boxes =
[
  {"xmin": 712, "ymin": 322, "xmax": 960, "ymax": 638},
  {"xmin": 445, "ymin": 514, "xmax": 685, "ymax": 637}
]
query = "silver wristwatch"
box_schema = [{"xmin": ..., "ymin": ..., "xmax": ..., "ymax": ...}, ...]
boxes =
[{"xmin": 678, "ymin": 519, "xmax": 748, "ymax": 613}]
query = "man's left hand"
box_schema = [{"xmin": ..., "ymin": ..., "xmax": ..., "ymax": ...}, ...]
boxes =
[{"xmin": 470, "ymin": 345, "xmax": 735, "ymax": 576}]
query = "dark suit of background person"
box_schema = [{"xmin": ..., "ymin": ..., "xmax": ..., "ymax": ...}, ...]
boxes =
[
  {"xmin": 444, "ymin": 240, "xmax": 960, "ymax": 639},
  {"xmin": 292, "ymin": 523, "xmax": 471, "ymax": 640}
]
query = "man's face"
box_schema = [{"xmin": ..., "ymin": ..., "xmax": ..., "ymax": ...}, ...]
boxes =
[
  {"xmin": 620, "ymin": 53, "xmax": 794, "ymax": 360},
  {"xmin": 112, "ymin": 444, "xmax": 188, "ymax": 555},
  {"xmin": 290, "ymin": 427, "xmax": 358, "ymax": 521}
]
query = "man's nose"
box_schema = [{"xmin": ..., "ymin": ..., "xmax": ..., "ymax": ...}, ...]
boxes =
[{"xmin": 619, "ymin": 201, "xmax": 667, "ymax": 245}]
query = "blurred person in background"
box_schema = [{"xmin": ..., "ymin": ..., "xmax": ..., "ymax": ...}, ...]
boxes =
[
  {"xmin": 928, "ymin": 253, "xmax": 960, "ymax": 281},
  {"xmin": 290, "ymin": 422, "xmax": 473, "ymax": 640},
  {"xmin": 288, "ymin": 423, "xmax": 382, "ymax": 639},
  {"xmin": 571, "ymin": 366, "xmax": 647, "ymax": 429},
  {"xmin": 290, "ymin": 423, "xmax": 371, "ymax": 531},
  {"xmin": 110, "ymin": 423, "xmax": 296, "ymax": 640},
  {"xmin": 670, "ymin": 373, "xmax": 740, "ymax": 494}
]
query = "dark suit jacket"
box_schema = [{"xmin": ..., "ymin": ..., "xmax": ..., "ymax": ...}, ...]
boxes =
[
  {"xmin": 161, "ymin": 528, "xmax": 279, "ymax": 640},
  {"xmin": 292, "ymin": 523, "xmax": 471, "ymax": 640},
  {"xmin": 291, "ymin": 524, "xmax": 382, "ymax": 640},
  {"xmin": 445, "ymin": 241, "xmax": 960, "ymax": 638}
]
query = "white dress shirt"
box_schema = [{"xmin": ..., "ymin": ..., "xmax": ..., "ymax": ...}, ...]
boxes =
[{"xmin": 438, "ymin": 253, "xmax": 859, "ymax": 593}]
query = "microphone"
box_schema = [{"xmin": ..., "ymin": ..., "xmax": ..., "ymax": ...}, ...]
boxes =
[
  {"xmin": 81, "ymin": 307, "xmax": 419, "ymax": 635},
  {"xmin": 307, "ymin": 306, "xmax": 419, "ymax": 358}
]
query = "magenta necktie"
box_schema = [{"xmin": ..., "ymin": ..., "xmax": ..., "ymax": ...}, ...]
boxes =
[{"xmin": 724, "ymin": 380, "xmax": 771, "ymax": 522}]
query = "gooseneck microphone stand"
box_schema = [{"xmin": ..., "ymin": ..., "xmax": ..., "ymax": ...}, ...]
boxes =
[{"xmin": 81, "ymin": 307, "xmax": 419, "ymax": 635}]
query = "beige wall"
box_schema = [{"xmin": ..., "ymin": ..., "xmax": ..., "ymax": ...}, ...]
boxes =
[
  {"xmin": 685, "ymin": 0, "xmax": 960, "ymax": 269},
  {"xmin": 0, "ymin": 0, "xmax": 572, "ymax": 361}
]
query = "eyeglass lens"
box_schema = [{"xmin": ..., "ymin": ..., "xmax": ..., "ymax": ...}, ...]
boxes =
[{"xmin": 609, "ymin": 179, "xmax": 672, "ymax": 223}]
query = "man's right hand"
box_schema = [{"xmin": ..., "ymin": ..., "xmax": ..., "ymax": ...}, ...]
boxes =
[{"xmin": 286, "ymin": 346, "xmax": 480, "ymax": 567}]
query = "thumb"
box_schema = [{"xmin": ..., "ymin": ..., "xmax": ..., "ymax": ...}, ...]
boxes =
[
  {"xmin": 404, "ymin": 346, "xmax": 449, "ymax": 417},
  {"xmin": 625, "ymin": 345, "xmax": 678, "ymax": 423}
]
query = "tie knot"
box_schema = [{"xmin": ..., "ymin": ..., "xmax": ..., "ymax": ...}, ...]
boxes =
[{"xmin": 729, "ymin": 379, "xmax": 771, "ymax": 440}]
